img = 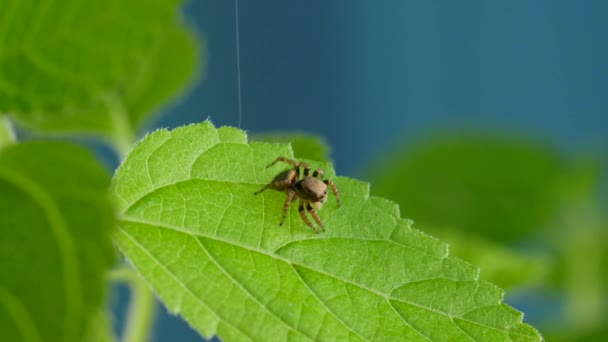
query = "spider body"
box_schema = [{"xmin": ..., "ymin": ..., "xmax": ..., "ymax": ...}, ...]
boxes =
[{"xmin": 254, "ymin": 157, "xmax": 341, "ymax": 233}]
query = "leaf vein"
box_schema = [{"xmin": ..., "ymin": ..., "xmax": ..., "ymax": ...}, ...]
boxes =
[
  {"xmin": 0, "ymin": 169, "xmax": 82, "ymax": 341},
  {"xmin": 116, "ymin": 227, "xmax": 250, "ymax": 339},
  {"xmin": 0, "ymin": 287, "xmax": 44, "ymax": 342},
  {"xmin": 193, "ymin": 236, "xmax": 312, "ymax": 340},
  {"xmin": 290, "ymin": 265, "xmax": 367, "ymax": 341},
  {"xmin": 118, "ymin": 216, "xmax": 535, "ymax": 337}
]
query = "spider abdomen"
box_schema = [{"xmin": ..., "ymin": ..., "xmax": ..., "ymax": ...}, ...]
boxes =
[{"xmin": 295, "ymin": 177, "xmax": 328, "ymax": 203}]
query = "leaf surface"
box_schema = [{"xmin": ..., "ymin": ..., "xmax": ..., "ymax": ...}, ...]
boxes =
[
  {"xmin": 111, "ymin": 122, "xmax": 542, "ymax": 341},
  {"xmin": 0, "ymin": 141, "xmax": 115, "ymax": 342},
  {"xmin": 0, "ymin": 0, "xmax": 200, "ymax": 140}
]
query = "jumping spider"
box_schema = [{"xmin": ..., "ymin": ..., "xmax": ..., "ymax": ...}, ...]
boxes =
[{"xmin": 254, "ymin": 157, "xmax": 341, "ymax": 233}]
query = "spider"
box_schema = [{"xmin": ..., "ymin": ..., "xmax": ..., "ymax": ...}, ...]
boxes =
[{"xmin": 254, "ymin": 157, "xmax": 341, "ymax": 233}]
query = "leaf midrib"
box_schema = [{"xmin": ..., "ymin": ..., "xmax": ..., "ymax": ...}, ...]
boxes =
[
  {"xmin": 0, "ymin": 287, "xmax": 44, "ymax": 342},
  {"xmin": 118, "ymin": 220, "xmax": 364, "ymax": 341}
]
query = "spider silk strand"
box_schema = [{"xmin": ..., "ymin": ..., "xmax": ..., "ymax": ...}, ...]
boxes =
[{"xmin": 235, "ymin": 0, "xmax": 243, "ymax": 128}]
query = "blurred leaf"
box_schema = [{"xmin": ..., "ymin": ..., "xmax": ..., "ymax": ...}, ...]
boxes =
[
  {"xmin": 253, "ymin": 133, "xmax": 330, "ymax": 162},
  {"xmin": 367, "ymin": 132, "xmax": 563, "ymax": 242},
  {"xmin": 440, "ymin": 230, "xmax": 548, "ymax": 290},
  {"xmin": 83, "ymin": 310, "xmax": 115, "ymax": 342},
  {"xmin": 0, "ymin": 116, "xmax": 15, "ymax": 148},
  {"xmin": 0, "ymin": 0, "xmax": 200, "ymax": 144},
  {"xmin": 111, "ymin": 122, "xmax": 541, "ymax": 341},
  {"xmin": 0, "ymin": 141, "xmax": 115, "ymax": 341},
  {"xmin": 122, "ymin": 22, "xmax": 201, "ymax": 129},
  {"xmin": 543, "ymin": 325, "xmax": 608, "ymax": 342},
  {"xmin": 535, "ymin": 156, "xmax": 607, "ymax": 335}
]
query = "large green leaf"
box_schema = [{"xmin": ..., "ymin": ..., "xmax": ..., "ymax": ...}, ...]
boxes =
[
  {"xmin": 0, "ymin": 0, "xmax": 200, "ymax": 142},
  {"xmin": 0, "ymin": 141, "xmax": 115, "ymax": 342},
  {"xmin": 111, "ymin": 122, "xmax": 542, "ymax": 341}
]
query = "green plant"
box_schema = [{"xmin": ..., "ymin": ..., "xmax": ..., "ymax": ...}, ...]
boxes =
[
  {"xmin": 0, "ymin": 1, "xmax": 543, "ymax": 341},
  {"xmin": 366, "ymin": 132, "xmax": 607, "ymax": 341}
]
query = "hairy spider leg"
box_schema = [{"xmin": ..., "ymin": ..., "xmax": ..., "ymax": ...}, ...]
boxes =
[
  {"xmin": 298, "ymin": 200, "xmax": 317, "ymax": 233},
  {"xmin": 267, "ymin": 156, "xmax": 310, "ymax": 176},
  {"xmin": 279, "ymin": 191, "xmax": 297, "ymax": 226},
  {"xmin": 253, "ymin": 183, "xmax": 271, "ymax": 195},
  {"xmin": 254, "ymin": 169, "xmax": 297, "ymax": 195},
  {"xmin": 312, "ymin": 168, "xmax": 324, "ymax": 178},
  {"xmin": 324, "ymin": 179, "xmax": 342, "ymax": 208},
  {"xmin": 306, "ymin": 203, "xmax": 325, "ymax": 231},
  {"xmin": 266, "ymin": 156, "xmax": 299, "ymax": 168}
]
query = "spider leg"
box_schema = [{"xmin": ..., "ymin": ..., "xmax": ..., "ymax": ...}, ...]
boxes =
[
  {"xmin": 254, "ymin": 169, "xmax": 298, "ymax": 195},
  {"xmin": 298, "ymin": 200, "xmax": 318, "ymax": 233},
  {"xmin": 267, "ymin": 156, "xmax": 310, "ymax": 176},
  {"xmin": 253, "ymin": 184, "xmax": 271, "ymax": 195},
  {"xmin": 302, "ymin": 164, "xmax": 312, "ymax": 177},
  {"xmin": 306, "ymin": 202, "xmax": 326, "ymax": 231},
  {"xmin": 279, "ymin": 191, "xmax": 297, "ymax": 226},
  {"xmin": 324, "ymin": 179, "xmax": 342, "ymax": 208},
  {"xmin": 312, "ymin": 168, "xmax": 324, "ymax": 178},
  {"xmin": 266, "ymin": 156, "xmax": 299, "ymax": 168}
]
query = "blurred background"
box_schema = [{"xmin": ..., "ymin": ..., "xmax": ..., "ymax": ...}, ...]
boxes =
[{"xmin": 111, "ymin": 0, "xmax": 607, "ymax": 341}]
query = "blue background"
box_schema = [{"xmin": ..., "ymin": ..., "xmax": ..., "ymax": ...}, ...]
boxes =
[{"xmin": 114, "ymin": 1, "xmax": 608, "ymax": 341}]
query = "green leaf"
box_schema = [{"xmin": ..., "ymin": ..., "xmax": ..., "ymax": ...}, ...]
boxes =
[
  {"xmin": 437, "ymin": 230, "xmax": 548, "ymax": 290},
  {"xmin": 111, "ymin": 122, "xmax": 542, "ymax": 341},
  {"xmin": 366, "ymin": 132, "xmax": 563, "ymax": 243},
  {"xmin": 0, "ymin": 141, "xmax": 115, "ymax": 342},
  {"xmin": 0, "ymin": 116, "xmax": 15, "ymax": 148},
  {"xmin": 543, "ymin": 324, "xmax": 608, "ymax": 342},
  {"xmin": 83, "ymin": 310, "xmax": 116, "ymax": 342},
  {"xmin": 122, "ymin": 21, "xmax": 201, "ymax": 130},
  {"xmin": 0, "ymin": 0, "xmax": 200, "ymax": 143},
  {"xmin": 253, "ymin": 133, "xmax": 331, "ymax": 162}
]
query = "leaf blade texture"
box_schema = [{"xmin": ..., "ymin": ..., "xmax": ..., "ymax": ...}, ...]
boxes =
[
  {"xmin": 0, "ymin": 141, "xmax": 115, "ymax": 342},
  {"xmin": 111, "ymin": 122, "xmax": 543, "ymax": 341}
]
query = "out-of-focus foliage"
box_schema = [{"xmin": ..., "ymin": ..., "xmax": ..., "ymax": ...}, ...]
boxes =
[
  {"xmin": 366, "ymin": 130, "xmax": 607, "ymax": 341},
  {"xmin": 0, "ymin": 0, "xmax": 200, "ymax": 147},
  {"xmin": 368, "ymin": 132, "xmax": 563, "ymax": 243},
  {"xmin": 83, "ymin": 310, "xmax": 115, "ymax": 342},
  {"xmin": 437, "ymin": 229, "xmax": 548, "ymax": 290},
  {"xmin": 0, "ymin": 116, "xmax": 15, "ymax": 147},
  {"xmin": 0, "ymin": 141, "xmax": 115, "ymax": 342}
]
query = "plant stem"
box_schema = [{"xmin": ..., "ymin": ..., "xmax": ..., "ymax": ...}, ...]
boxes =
[
  {"xmin": 109, "ymin": 267, "xmax": 156, "ymax": 342},
  {"xmin": 0, "ymin": 115, "xmax": 16, "ymax": 148},
  {"xmin": 556, "ymin": 172, "xmax": 602, "ymax": 333},
  {"xmin": 563, "ymin": 221, "xmax": 602, "ymax": 331},
  {"xmin": 103, "ymin": 94, "xmax": 136, "ymax": 160}
]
